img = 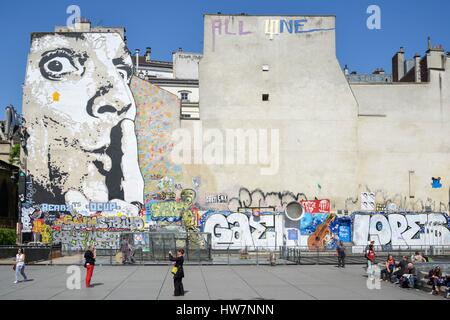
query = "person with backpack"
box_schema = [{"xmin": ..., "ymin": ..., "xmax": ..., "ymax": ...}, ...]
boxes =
[
  {"xmin": 365, "ymin": 241, "xmax": 376, "ymax": 271},
  {"xmin": 336, "ymin": 241, "xmax": 346, "ymax": 268},
  {"xmin": 169, "ymin": 249, "xmax": 185, "ymax": 296},
  {"xmin": 84, "ymin": 246, "xmax": 96, "ymax": 288}
]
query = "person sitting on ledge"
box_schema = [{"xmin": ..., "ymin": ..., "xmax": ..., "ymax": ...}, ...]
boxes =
[
  {"xmin": 399, "ymin": 262, "xmax": 417, "ymax": 289},
  {"xmin": 393, "ymin": 256, "xmax": 409, "ymax": 284},
  {"xmin": 411, "ymin": 251, "xmax": 427, "ymax": 263},
  {"xmin": 380, "ymin": 255, "xmax": 396, "ymax": 282},
  {"xmin": 428, "ymin": 266, "xmax": 445, "ymax": 295}
]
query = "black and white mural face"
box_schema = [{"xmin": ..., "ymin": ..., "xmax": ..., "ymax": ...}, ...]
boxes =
[{"xmin": 23, "ymin": 32, "xmax": 144, "ymax": 215}]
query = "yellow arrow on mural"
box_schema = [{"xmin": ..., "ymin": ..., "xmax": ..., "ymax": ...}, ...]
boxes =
[{"xmin": 52, "ymin": 92, "xmax": 60, "ymax": 102}]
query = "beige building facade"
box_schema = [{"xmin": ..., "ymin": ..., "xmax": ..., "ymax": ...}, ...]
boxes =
[{"xmin": 191, "ymin": 14, "xmax": 450, "ymax": 213}]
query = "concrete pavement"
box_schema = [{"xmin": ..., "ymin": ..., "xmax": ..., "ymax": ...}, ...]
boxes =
[{"xmin": 0, "ymin": 265, "xmax": 444, "ymax": 300}]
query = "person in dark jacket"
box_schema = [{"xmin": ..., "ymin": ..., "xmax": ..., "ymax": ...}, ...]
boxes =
[
  {"xmin": 400, "ymin": 262, "xmax": 417, "ymax": 288},
  {"xmin": 393, "ymin": 256, "xmax": 409, "ymax": 284},
  {"xmin": 169, "ymin": 249, "xmax": 185, "ymax": 296},
  {"xmin": 84, "ymin": 247, "xmax": 96, "ymax": 288},
  {"xmin": 336, "ymin": 241, "xmax": 346, "ymax": 268},
  {"xmin": 429, "ymin": 266, "xmax": 445, "ymax": 295}
]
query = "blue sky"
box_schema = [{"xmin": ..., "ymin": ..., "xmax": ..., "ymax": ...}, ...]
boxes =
[{"xmin": 0, "ymin": 0, "xmax": 449, "ymax": 118}]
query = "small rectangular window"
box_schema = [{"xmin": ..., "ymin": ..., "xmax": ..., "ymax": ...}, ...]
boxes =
[
  {"xmin": 262, "ymin": 65, "xmax": 269, "ymax": 72},
  {"xmin": 180, "ymin": 92, "xmax": 189, "ymax": 101},
  {"xmin": 262, "ymin": 94, "xmax": 269, "ymax": 101}
]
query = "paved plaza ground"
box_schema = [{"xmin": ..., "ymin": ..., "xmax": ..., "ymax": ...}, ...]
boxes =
[{"xmin": 0, "ymin": 264, "xmax": 445, "ymax": 300}]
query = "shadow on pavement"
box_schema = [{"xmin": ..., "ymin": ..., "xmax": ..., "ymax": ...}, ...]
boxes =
[{"xmin": 89, "ymin": 283, "xmax": 104, "ymax": 288}]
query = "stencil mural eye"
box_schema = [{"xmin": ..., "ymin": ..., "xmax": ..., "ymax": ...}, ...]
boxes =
[
  {"xmin": 117, "ymin": 69, "xmax": 128, "ymax": 81},
  {"xmin": 39, "ymin": 49, "xmax": 80, "ymax": 81},
  {"xmin": 116, "ymin": 66, "xmax": 132, "ymax": 84},
  {"xmin": 113, "ymin": 57, "xmax": 132, "ymax": 85}
]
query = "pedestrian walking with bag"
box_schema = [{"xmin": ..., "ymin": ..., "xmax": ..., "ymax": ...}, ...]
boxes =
[
  {"xmin": 169, "ymin": 249, "xmax": 185, "ymax": 296},
  {"xmin": 13, "ymin": 248, "xmax": 28, "ymax": 284},
  {"xmin": 84, "ymin": 246, "xmax": 96, "ymax": 288}
]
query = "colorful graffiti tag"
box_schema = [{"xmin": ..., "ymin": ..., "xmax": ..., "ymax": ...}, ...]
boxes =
[
  {"xmin": 300, "ymin": 200, "xmax": 331, "ymax": 214},
  {"xmin": 53, "ymin": 231, "xmax": 121, "ymax": 250},
  {"xmin": 200, "ymin": 211, "xmax": 284, "ymax": 250},
  {"xmin": 227, "ymin": 188, "xmax": 308, "ymax": 212},
  {"xmin": 352, "ymin": 212, "xmax": 450, "ymax": 247}
]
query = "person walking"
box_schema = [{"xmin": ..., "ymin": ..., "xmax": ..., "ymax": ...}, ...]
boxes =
[
  {"xmin": 84, "ymin": 246, "xmax": 96, "ymax": 288},
  {"xmin": 169, "ymin": 249, "xmax": 185, "ymax": 296},
  {"xmin": 121, "ymin": 239, "xmax": 130, "ymax": 264},
  {"xmin": 336, "ymin": 241, "xmax": 346, "ymax": 268},
  {"xmin": 14, "ymin": 248, "xmax": 28, "ymax": 284},
  {"xmin": 365, "ymin": 241, "xmax": 376, "ymax": 266},
  {"xmin": 365, "ymin": 241, "xmax": 376, "ymax": 273}
]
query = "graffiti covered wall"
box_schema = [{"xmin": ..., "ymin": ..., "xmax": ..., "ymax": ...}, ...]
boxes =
[
  {"xmin": 353, "ymin": 212, "xmax": 450, "ymax": 248},
  {"xmin": 201, "ymin": 211, "xmax": 284, "ymax": 250},
  {"xmin": 19, "ymin": 24, "xmax": 450, "ymax": 252},
  {"xmin": 196, "ymin": 188, "xmax": 351, "ymax": 250},
  {"xmin": 132, "ymin": 77, "xmax": 182, "ymax": 200},
  {"xmin": 20, "ymin": 30, "xmax": 181, "ymax": 248}
]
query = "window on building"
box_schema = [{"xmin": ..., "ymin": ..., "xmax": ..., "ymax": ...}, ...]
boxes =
[
  {"xmin": 262, "ymin": 65, "xmax": 270, "ymax": 72},
  {"xmin": 262, "ymin": 94, "xmax": 270, "ymax": 101},
  {"xmin": 180, "ymin": 92, "xmax": 190, "ymax": 101}
]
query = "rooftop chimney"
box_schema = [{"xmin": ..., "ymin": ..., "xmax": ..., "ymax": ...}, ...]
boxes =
[
  {"xmin": 414, "ymin": 53, "xmax": 421, "ymax": 83},
  {"xmin": 344, "ymin": 64, "xmax": 349, "ymax": 76},
  {"xmin": 73, "ymin": 18, "xmax": 91, "ymax": 32},
  {"xmin": 145, "ymin": 47, "xmax": 152, "ymax": 62},
  {"xmin": 135, "ymin": 49, "xmax": 140, "ymax": 72},
  {"xmin": 392, "ymin": 47, "xmax": 405, "ymax": 82},
  {"xmin": 178, "ymin": 47, "xmax": 183, "ymax": 52}
]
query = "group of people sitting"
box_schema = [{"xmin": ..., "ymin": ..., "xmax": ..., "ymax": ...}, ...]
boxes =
[
  {"xmin": 380, "ymin": 255, "xmax": 418, "ymax": 288},
  {"xmin": 379, "ymin": 252, "xmax": 450, "ymax": 297}
]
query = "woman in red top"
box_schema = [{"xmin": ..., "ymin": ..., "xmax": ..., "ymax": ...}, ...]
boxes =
[
  {"xmin": 380, "ymin": 255, "xmax": 396, "ymax": 282},
  {"xmin": 366, "ymin": 241, "xmax": 376, "ymax": 270}
]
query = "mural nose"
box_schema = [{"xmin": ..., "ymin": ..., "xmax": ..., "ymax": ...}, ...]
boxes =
[
  {"xmin": 97, "ymin": 105, "xmax": 118, "ymax": 114},
  {"xmin": 86, "ymin": 84, "xmax": 132, "ymax": 118}
]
